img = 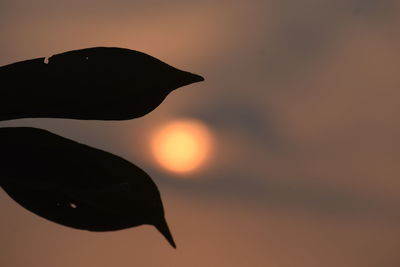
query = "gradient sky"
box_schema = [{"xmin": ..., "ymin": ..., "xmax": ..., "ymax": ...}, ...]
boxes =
[{"xmin": 1, "ymin": 0, "xmax": 400, "ymax": 266}]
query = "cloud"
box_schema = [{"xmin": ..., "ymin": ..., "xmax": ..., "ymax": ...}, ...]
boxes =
[{"xmin": 2, "ymin": 0, "xmax": 400, "ymax": 266}]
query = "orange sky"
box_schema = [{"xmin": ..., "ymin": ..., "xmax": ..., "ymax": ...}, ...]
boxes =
[{"xmin": 1, "ymin": 0, "xmax": 400, "ymax": 266}]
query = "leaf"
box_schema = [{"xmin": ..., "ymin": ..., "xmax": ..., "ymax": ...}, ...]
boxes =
[
  {"xmin": 0, "ymin": 47, "xmax": 204, "ymax": 121},
  {"xmin": 0, "ymin": 127, "xmax": 176, "ymax": 248}
]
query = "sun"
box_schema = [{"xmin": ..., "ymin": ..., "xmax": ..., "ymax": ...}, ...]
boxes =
[{"xmin": 150, "ymin": 119, "xmax": 213, "ymax": 174}]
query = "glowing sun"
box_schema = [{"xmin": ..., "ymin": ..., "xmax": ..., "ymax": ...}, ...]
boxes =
[{"xmin": 150, "ymin": 119, "xmax": 213, "ymax": 174}]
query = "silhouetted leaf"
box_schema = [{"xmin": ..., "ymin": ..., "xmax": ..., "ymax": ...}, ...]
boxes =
[
  {"xmin": 0, "ymin": 127, "xmax": 176, "ymax": 248},
  {"xmin": 0, "ymin": 47, "xmax": 204, "ymax": 121}
]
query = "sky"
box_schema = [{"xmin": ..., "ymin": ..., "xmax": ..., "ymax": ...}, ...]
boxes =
[{"xmin": 1, "ymin": 0, "xmax": 400, "ymax": 266}]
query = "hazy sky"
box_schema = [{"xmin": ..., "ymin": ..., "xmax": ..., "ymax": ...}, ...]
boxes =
[{"xmin": 1, "ymin": 1, "xmax": 400, "ymax": 266}]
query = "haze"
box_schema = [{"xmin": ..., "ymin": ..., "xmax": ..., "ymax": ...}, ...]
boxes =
[{"xmin": 1, "ymin": 0, "xmax": 400, "ymax": 266}]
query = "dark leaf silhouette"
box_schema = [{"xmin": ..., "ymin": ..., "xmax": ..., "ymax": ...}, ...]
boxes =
[
  {"xmin": 0, "ymin": 47, "xmax": 204, "ymax": 121},
  {"xmin": 0, "ymin": 127, "xmax": 176, "ymax": 248}
]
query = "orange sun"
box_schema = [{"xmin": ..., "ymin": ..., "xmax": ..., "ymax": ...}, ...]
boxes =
[{"xmin": 150, "ymin": 119, "xmax": 213, "ymax": 174}]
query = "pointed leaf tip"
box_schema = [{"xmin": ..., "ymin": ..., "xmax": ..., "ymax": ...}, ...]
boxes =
[
  {"xmin": 175, "ymin": 71, "xmax": 204, "ymax": 89},
  {"xmin": 190, "ymin": 73, "xmax": 205, "ymax": 83},
  {"xmin": 155, "ymin": 218, "xmax": 176, "ymax": 249}
]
